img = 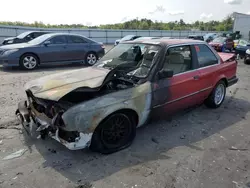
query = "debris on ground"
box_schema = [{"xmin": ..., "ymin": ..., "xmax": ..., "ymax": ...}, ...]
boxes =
[
  {"xmin": 201, "ymin": 129, "xmax": 208, "ymax": 135},
  {"xmin": 0, "ymin": 140, "xmax": 2, "ymax": 144},
  {"xmin": 246, "ymin": 182, "xmax": 250, "ymax": 187},
  {"xmin": 75, "ymin": 182, "xmax": 92, "ymax": 188},
  {"xmin": 48, "ymin": 148, "xmax": 57, "ymax": 154},
  {"xmin": 3, "ymin": 149, "xmax": 27, "ymax": 160},
  {"xmin": 225, "ymin": 167, "xmax": 230, "ymax": 171},
  {"xmin": 229, "ymin": 146, "xmax": 248, "ymax": 151},
  {"xmin": 0, "ymin": 125, "xmax": 22, "ymax": 130},
  {"xmin": 16, "ymin": 172, "xmax": 23, "ymax": 176},
  {"xmin": 151, "ymin": 137, "xmax": 159, "ymax": 144},
  {"xmin": 192, "ymin": 169, "xmax": 196, "ymax": 172},
  {"xmin": 180, "ymin": 134, "xmax": 186, "ymax": 139}
]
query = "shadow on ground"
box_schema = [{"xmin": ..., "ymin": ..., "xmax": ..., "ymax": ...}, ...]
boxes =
[{"xmin": 22, "ymin": 96, "xmax": 250, "ymax": 184}]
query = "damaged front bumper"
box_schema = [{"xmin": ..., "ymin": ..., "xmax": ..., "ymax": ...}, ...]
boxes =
[{"xmin": 15, "ymin": 100, "xmax": 92, "ymax": 150}]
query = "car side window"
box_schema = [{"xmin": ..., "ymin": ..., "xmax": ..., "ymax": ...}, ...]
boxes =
[
  {"xmin": 195, "ymin": 44, "xmax": 218, "ymax": 68},
  {"xmin": 68, "ymin": 36, "xmax": 87, "ymax": 43},
  {"xmin": 50, "ymin": 36, "xmax": 67, "ymax": 44},
  {"xmin": 162, "ymin": 45, "xmax": 192, "ymax": 75},
  {"xmin": 33, "ymin": 32, "xmax": 43, "ymax": 38}
]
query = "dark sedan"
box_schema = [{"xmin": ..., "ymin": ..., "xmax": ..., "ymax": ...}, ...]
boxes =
[
  {"xmin": 2, "ymin": 31, "xmax": 50, "ymax": 45},
  {"xmin": 235, "ymin": 39, "xmax": 250, "ymax": 59},
  {"xmin": 0, "ymin": 33, "xmax": 105, "ymax": 70},
  {"xmin": 114, "ymin": 35, "xmax": 141, "ymax": 46}
]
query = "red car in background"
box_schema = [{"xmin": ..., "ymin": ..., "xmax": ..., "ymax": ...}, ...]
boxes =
[{"xmin": 209, "ymin": 37, "xmax": 234, "ymax": 52}]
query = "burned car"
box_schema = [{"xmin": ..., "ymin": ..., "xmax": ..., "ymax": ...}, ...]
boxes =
[{"xmin": 16, "ymin": 39, "xmax": 238, "ymax": 154}]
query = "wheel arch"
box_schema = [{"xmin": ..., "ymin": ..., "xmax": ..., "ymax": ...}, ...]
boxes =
[
  {"xmin": 214, "ymin": 75, "xmax": 228, "ymax": 87},
  {"xmin": 95, "ymin": 108, "xmax": 139, "ymax": 130},
  {"xmin": 86, "ymin": 51, "xmax": 98, "ymax": 58}
]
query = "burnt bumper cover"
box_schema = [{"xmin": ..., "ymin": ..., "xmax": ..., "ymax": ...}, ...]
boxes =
[{"xmin": 15, "ymin": 100, "xmax": 92, "ymax": 150}]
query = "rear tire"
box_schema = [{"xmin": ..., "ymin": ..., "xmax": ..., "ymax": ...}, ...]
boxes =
[
  {"xmin": 85, "ymin": 52, "xmax": 97, "ymax": 66},
  {"xmin": 90, "ymin": 113, "xmax": 136, "ymax": 154},
  {"xmin": 19, "ymin": 53, "xmax": 38, "ymax": 70},
  {"xmin": 204, "ymin": 80, "xmax": 226, "ymax": 108},
  {"xmin": 244, "ymin": 57, "xmax": 250, "ymax": 64}
]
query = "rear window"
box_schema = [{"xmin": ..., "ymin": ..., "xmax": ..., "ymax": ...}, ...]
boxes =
[{"xmin": 67, "ymin": 36, "xmax": 87, "ymax": 43}]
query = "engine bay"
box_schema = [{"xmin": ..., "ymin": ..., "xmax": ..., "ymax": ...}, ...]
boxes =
[{"xmin": 59, "ymin": 77, "xmax": 135, "ymax": 104}]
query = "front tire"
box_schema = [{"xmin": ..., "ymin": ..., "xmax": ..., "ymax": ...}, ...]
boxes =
[
  {"xmin": 85, "ymin": 52, "xmax": 97, "ymax": 66},
  {"xmin": 205, "ymin": 80, "xmax": 226, "ymax": 108},
  {"xmin": 20, "ymin": 54, "xmax": 38, "ymax": 70},
  {"xmin": 90, "ymin": 113, "xmax": 136, "ymax": 154}
]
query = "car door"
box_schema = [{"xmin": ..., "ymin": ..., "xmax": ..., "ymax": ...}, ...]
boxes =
[
  {"xmin": 194, "ymin": 44, "xmax": 220, "ymax": 100},
  {"xmin": 66, "ymin": 35, "xmax": 90, "ymax": 61},
  {"xmin": 151, "ymin": 44, "xmax": 204, "ymax": 116},
  {"xmin": 39, "ymin": 35, "xmax": 68, "ymax": 63}
]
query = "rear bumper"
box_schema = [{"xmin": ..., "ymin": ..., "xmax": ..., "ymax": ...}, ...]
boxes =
[
  {"xmin": 16, "ymin": 100, "xmax": 92, "ymax": 150},
  {"xmin": 227, "ymin": 76, "xmax": 238, "ymax": 87}
]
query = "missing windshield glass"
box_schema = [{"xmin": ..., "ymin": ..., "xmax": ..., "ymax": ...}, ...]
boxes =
[{"xmin": 95, "ymin": 43, "xmax": 160, "ymax": 79}]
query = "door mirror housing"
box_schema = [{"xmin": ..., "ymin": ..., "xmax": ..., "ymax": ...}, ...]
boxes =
[
  {"xmin": 158, "ymin": 69, "xmax": 174, "ymax": 79},
  {"xmin": 44, "ymin": 40, "xmax": 51, "ymax": 46}
]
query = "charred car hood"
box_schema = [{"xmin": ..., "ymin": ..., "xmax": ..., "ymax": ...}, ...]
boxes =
[{"xmin": 25, "ymin": 67, "xmax": 110, "ymax": 101}]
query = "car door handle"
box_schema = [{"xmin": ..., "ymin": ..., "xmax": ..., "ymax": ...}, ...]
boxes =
[{"xmin": 193, "ymin": 75, "xmax": 200, "ymax": 80}]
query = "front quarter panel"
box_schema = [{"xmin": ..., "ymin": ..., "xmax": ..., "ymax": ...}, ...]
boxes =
[{"xmin": 61, "ymin": 81, "xmax": 152, "ymax": 133}]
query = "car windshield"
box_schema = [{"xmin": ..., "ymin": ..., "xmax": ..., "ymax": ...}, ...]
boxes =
[
  {"xmin": 94, "ymin": 43, "xmax": 160, "ymax": 78},
  {"xmin": 239, "ymin": 40, "xmax": 249, "ymax": 46},
  {"xmin": 212, "ymin": 37, "xmax": 226, "ymax": 43},
  {"xmin": 120, "ymin": 35, "xmax": 135, "ymax": 41},
  {"xmin": 27, "ymin": 34, "xmax": 51, "ymax": 45},
  {"xmin": 17, "ymin": 31, "xmax": 32, "ymax": 39}
]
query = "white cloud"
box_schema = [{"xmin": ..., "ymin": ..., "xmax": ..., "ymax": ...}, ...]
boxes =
[
  {"xmin": 200, "ymin": 13, "xmax": 213, "ymax": 20},
  {"xmin": 224, "ymin": 0, "xmax": 243, "ymax": 4},
  {"xmin": 149, "ymin": 5, "xmax": 166, "ymax": 14},
  {"xmin": 167, "ymin": 11, "xmax": 185, "ymax": 15},
  {"xmin": 247, "ymin": 11, "xmax": 250, "ymax": 15}
]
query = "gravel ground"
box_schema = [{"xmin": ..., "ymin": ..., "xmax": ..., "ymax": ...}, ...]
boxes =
[{"xmin": 0, "ymin": 53, "xmax": 250, "ymax": 188}]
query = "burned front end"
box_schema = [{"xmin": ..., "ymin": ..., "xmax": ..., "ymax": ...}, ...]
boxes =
[{"xmin": 16, "ymin": 89, "xmax": 92, "ymax": 150}]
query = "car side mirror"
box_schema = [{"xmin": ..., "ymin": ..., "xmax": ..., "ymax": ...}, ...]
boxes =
[
  {"xmin": 44, "ymin": 40, "xmax": 51, "ymax": 46},
  {"xmin": 158, "ymin": 69, "xmax": 174, "ymax": 79}
]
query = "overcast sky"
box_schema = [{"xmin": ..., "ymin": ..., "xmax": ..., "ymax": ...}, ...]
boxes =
[{"xmin": 0, "ymin": 0, "xmax": 250, "ymax": 25}]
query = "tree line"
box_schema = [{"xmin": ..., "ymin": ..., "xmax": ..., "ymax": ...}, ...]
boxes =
[{"xmin": 0, "ymin": 16, "xmax": 233, "ymax": 31}]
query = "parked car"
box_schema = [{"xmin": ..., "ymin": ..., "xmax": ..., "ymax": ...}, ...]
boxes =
[
  {"xmin": 235, "ymin": 39, "xmax": 250, "ymax": 59},
  {"xmin": 244, "ymin": 49, "xmax": 250, "ymax": 64},
  {"xmin": 0, "ymin": 33, "xmax": 105, "ymax": 69},
  {"xmin": 16, "ymin": 39, "xmax": 238, "ymax": 154},
  {"xmin": 188, "ymin": 35, "xmax": 204, "ymax": 41},
  {"xmin": 114, "ymin": 35, "xmax": 141, "ymax": 46},
  {"xmin": 209, "ymin": 37, "xmax": 234, "ymax": 52},
  {"xmin": 204, "ymin": 33, "xmax": 218, "ymax": 43},
  {"xmin": 2, "ymin": 31, "xmax": 50, "ymax": 45}
]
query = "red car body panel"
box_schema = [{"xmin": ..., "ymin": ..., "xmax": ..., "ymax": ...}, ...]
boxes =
[{"xmin": 152, "ymin": 41, "xmax": 238, "ymax": 117}]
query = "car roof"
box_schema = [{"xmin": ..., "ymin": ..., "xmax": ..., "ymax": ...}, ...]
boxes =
[
  {"xmin": 41, "ymin": 33, "xmax": 86, "ymax": 38},
  {"xmin": 123, "ymin": 38, "xmax": 206, "ymax": 47}
]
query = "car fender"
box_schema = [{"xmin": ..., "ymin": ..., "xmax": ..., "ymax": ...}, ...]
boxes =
[{"xmin": 61, "ymin": 82, "xmax": 152, "ymax": 133}]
